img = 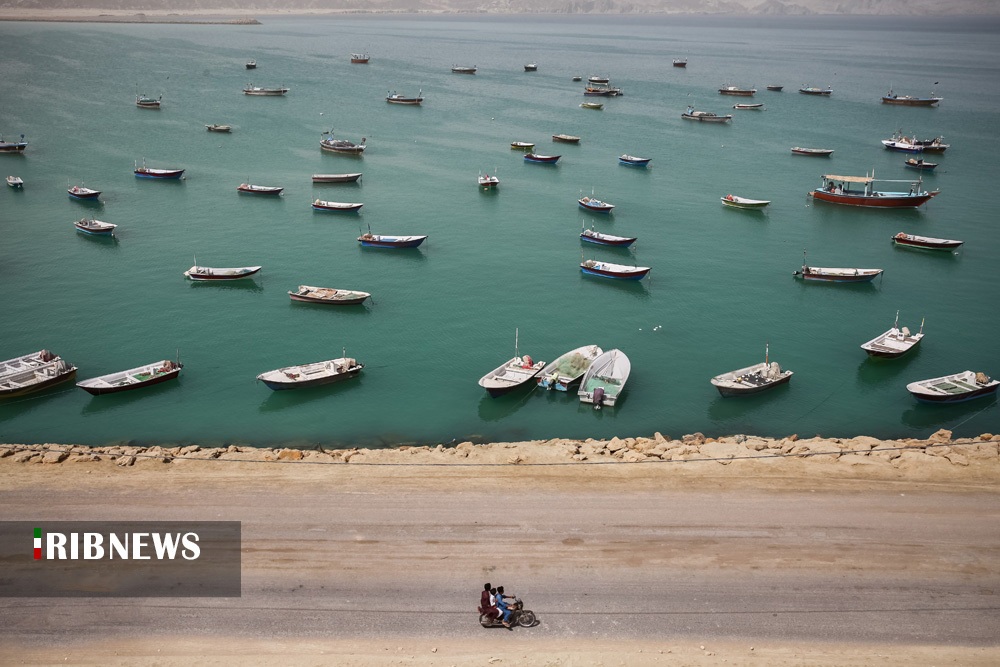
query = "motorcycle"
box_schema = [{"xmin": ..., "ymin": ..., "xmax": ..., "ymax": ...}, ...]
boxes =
[{"xmin": 478, "ymin": 596, "xmax": 536, "ymax": 628}]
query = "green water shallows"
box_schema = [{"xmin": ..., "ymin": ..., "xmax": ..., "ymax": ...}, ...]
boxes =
[{"xmin": 1, "ymin": 15, "xmax": 998, "ymax": 447}]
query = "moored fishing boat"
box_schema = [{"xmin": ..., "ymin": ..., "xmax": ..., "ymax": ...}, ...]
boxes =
[
  {"xmin": 719, "ymin": 85, "xmax": 756, "ymax": 96},
  {"xmin": 733, "ymin": 103, "xmax": 764, "ymax": 110},
  {"xmin": 537, "ymin": 344, "xmax": 603, "ymax": 391},
  {"xmin": 320, "ymin": 132, "xmax": 366, "ymax": 154},
  {"xmin": 74, "ymin": 217, "xmax": 117, "ymax": 236},
  {"xmin": 578, "ymin": 348, "xmax": 630, "ymax": 409},
  {"xmin": 478, "ymin": 330, "xmax": 545, "ymax": 398},
  {"xmin": 358, "ymin": 232, "xmax": 427, "ymax": 248},
  {"xmin": 906, "ymin": 371, "xmax": 999, "ymax": 404},
  {"xmin": 0, "ymin": 134, "xmax": 27, "ymax": 152},
  {"xmin": 386, "ymin": 90, "xmax": 424, "ymax": 105},
  {"xmin": 580, "ymin": 259, "xmax": 649, "ymax": 281},
  {"xmin": 451, "ymin": 65, "xmax": 477, "ymax": 74},
  {"xmin": 799, "ymin": 86, "xmax": 832, "ymax": 95},
  {"xmin": 710, "ymin": 344, "xmax": 792, "ymax": 397},
  {"xmin": 312, "ymin": 173, "xmax": 362, "ymax": 183},
  {"xmin": 791, "ymin": 147, "xmax": 834, "ymax": 156},
  {"xmin": 793, "ymin": 251, "xmax": 882, "ymax": 283},
  {"xmin": 580, "ymin": 102, "xmax": 604, "ymax": 110},
  {"xmin": 881, "ymin": 89, "xmax": 941, "ymax": 106},
  {"xmin": 7, "ymin": 175, "xmax": 24, "ymax": 188},
  {"xmin": 682, "ymin": 107, "xmax": 732, "ymax": 122},
  {"xmin": 184, "ymin": 265, "xmax": 262, "ymax": 281},
  {"xmin": 580, "ymin": 227, "xmax": 636, "ymax": 247},
  {"xmin": 810, "ymin": 173, "xmax": 939, "ymax": 208},
  {"xmin": 257, "ymin": 355, "xmax": 364, "ymax": 391},
  {"xmin": 68, "ymin": 185, "xmax": 100, "ymax": 200},
  {"xmin": 588, "ymin": 75, "xmax": 610, "ymax": 85},
  {"xmin": 245, "ymin": 59, "xmax": 256, "ymax": 69},
  {"xmin": 238, "ymin": 183, "xmax": 283, "ymax": 195},
  {"xmin": 553, "ymin": 134, "xmax": 580, "ymax": 143},
  {"xmin": 288, "ymin": 285, "xmax": 370, "ymax": 305},
  {"xmin": 510, "ymin": 141, "xmax": 534, "ymax": 151},
  {"xmin": 860, "ymin": 312, "xmax": 924, "ymax": 359},
  {"xmin": 619, "ymin": 154, "xmax": 651, "ymax": 167},
  {"xmin": 891, "ymin": 232, "xmax": 963, "ymax": 251},
  {"xmin": 903, "ymin": 157, "xmax": 937, "ymax": 171},
  {"xmin": 243, "ymin": 85, "xmax": 289, "ymax": 96},
  {"xmin": 524, "ymin": 63, "xmax": 538, "ymax": 72},
  {"xmin": 881, "ymin": 130, "xmax": 950, "ymax": 153},
  {"xmin": 134, "ymin": 160, "xmax": 184, "ymax": 179},
  {"xmin": 77, "ymin": 359, "xmax": 183, "ymax": 395},
  {"xmin": 0, "ymin": 350, "xmax": 77, "ymax": 398},
  {"xmin": 721, "ymin": 194, "xmax": 770, "ymax": 209},
  {"xmin": 478, "ymin": 171, "xmax": 499, "ymax": 188},
  {"xmin": 312, "ymin": 199, "xmax": 363, "ymax": 212},
  {"xmin": 766, "ymin": 85, "xmax": 783, "ymax": 91},
  {"xmin": 524, "ymin": 153, "xmax": 560, "ymax": 164},
  {"xmin": 206, "ymin": 124, "xmax": 232, "ymax": 133},
  {"xmin": 673, "ymin": 59, "xmax": 687, "ymax": 67},
  {"xmin": 135, "ymin": 94, "xmax": 161, "ymax": 108},
  {"xmin": 350, "ymin": 53, "xmax": 369, "ymax": 64},
  {"xmin": 578, "ymin": 194, "xmax": 614, "ymax": 213}
]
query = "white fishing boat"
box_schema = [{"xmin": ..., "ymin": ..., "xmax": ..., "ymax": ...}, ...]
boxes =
[
  {"xmin": 77, "ymin": 360, "xmax": 183, "ymax": 395},
  {"xmin": 860, "ymin": 312, "xmax": 924, "ymax": 359},
  {"xmin": 478, "ymin": 329, "xmax": 545, "ymax": 398},
  {"xmin": 536, "ymin": 345, "xmax": 603, "ymax": 391},
  {"xmin": 74, "ymin": 218, "xmax": 117, "ymax": 236},
  {"xmin": 184, "ymin": 265, "xmax": 262, "ymax": 281},
  {"xmin": 6, "ymin": 175, "xmax": 23, "ymax": 188},
  {"xmin": 0, "ymin": 350, "xmax": 77, "ymax": 397},
  {"xmin": 578, "ymin": 348, "xmax": 630, "ymax": 409},
  {"xmin": 257, "ymin": 355, "xmax": 364, "ymax": 390},
  {"xmin": 721, "ymin": 194, "xmax": 770, "ymax": 209},
  {"xmin": 906, "ymin": 371, "xmax": 999, "ymax": 404},
  {"xmin": 710, "ymin": 344, "xmax": 792, "ymax": 397}
]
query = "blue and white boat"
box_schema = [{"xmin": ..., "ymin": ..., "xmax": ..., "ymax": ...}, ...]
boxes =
[
  {"xmin": 619, "ymin": 154, "xmax": 651, "ymax": 167},
  {"xmin": 580, "ymin": 259, "xmax": 650, "ymax": 281}
]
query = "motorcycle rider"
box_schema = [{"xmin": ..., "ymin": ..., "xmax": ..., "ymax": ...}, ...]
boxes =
[{"xmin": 495, "ymin": 585, "xmax": 514, "ymax": 629}]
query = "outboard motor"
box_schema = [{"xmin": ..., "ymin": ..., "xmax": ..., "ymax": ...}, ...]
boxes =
[{"xmin": 592, "ymin": 386, "xmax": 605, "ymax": 410}]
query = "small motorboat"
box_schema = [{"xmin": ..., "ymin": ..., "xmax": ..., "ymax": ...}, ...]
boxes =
[
  {"xmin": 537, "ymin": 344, "xmax": 604, "ymax": 391},
  {"xmin": 580, "ymin": 102, "xmax": 604, "ymax": 110},
  {"xmin": 681, "ymin": 107, "xmax": 732, "ymax": 122},
  {"xmin": 618, "ymin": 154, "xmax": 651, "ymax": 167},
  {"xmin": 386, "ymin": 90, "xmax": 424, "ymax": 105},
  {"xmin": 904, "ymin": 157, "xmax": 937, "ymax": 171},
  {"xmin": 257, "ymin": 356, "xmax": 364, "ymax": 391},
  {"xmin": 719, "ymin": 85, "xmax": 756, "ymax": 96},
  {"xmin": 906, "ymin": 371, "xmax": 999, "ymax": 404},
  {"xmin": 478, "ymin": 172, "xmax": 500, "ymax": 188},
  {"xmin": 135, "ymin": 94, "xmax": 161, "ymax": 108},
  {"xmin": 312, "ymin": 199, "xmax": 363, "ymax": 212},
  {"xmin": 766, "ymin": 85, "xmax": 783, "ymax": 91},
  {"xmin": 319, "ymin": 133, "xmax": 366, "ymax": 154},
  {"xmin": 184, "ymin": 265, "xmax": 262, "ymax": 281},
  {"xmin": 572, "ymin": 75, "xmax": 582, "ymax": 81},
  {"xmin": 791, "ymin": 147, "xmax": 834, "ymax": 156},
  {"xmin": 711, "ymin": 344, "xmax": 792, "ymax": 397},
  {"xmin": 243, "ymin": 85, "xmax": 289, "ymax": 96},
  {"xmin": 860, "ymin": 312, "xmax": 924, "ymax": 359},
  {"xmin": 580, "ymin": 259, "xmax": 649, "ymax": 281},
  {"xmin": 552, "ymin": 134, "xmax": 580, "ymax": 143},
  {"xmin": 799, "ymin": 86, "xmax": 832, "ymax": 95},
  {"xmin": 0, "ymin": 350, "xmax": 77, "ymax": 398},
  {"xmin": 134, "ymin": 161, "xmax": 185, "ymax": 179},
  {"xmin": 588, "ymin": 75, "xmax": 610, "ymax": 85},
  {"xmin": 451, "ymin": 65, "xmax": 477, "ymax": 74},
  {"xmin": 245, "ymin": 60, "xmax": 257, "ymax": 69},
  {"xmin": 68, "ymin": 185, "xmax": 101, "ymax": 200},
  {"xmin": 891, "ymin": 232, "xmax": 963, "ymax": 251},
  {"xmin": 578, "ymin": 348, "xmax": 630, "ymax": 409},
  {"xmin": 288, "ymin": 285, "xmax": 370, "ymax": 306},
  {"xmin": 206, "ymin": 124, "xmax": 232, "ymax": 133},
  {"xmin": 793, "ymin": 252, "xmax": 881, "ymax": 283},
  {"xmin": 524, "ymin": 153, "xmax": 560, "ymax": 164},
  {"xmin": 358, "ymin": 233, "xmax": 427, "ymax": 249},
  {"xmin": 672, "ymin": 59, "xmax": 687, "ymax": 67},
  {"xmin": 74, "ymin": 218, "xmax": 117, "ymax": 236},
  {"xmin": 510, "ymin": 141, "xmax": 535, "ymax": 150},
  {"xmin": 350, "ymin": 53, "xmax": 369, "ymax": 64},
  {"xmin": 238, "ymin": 183, "xmax": 283, "ymax": 195},
  {"xmin": 312, "ymin": 173, "xmax": 362, "ymax": 183},
  {"xmin": 721, "ymin": 194, "xmax": 770, "ymax": 209},
  {"xmin": 6, "ymin": 175, "xmax": 23, "ymax": 188},
  {"xmin": 524, "ymin": 63, "xmax": 538, "ymax": 72},
  {"xmin": 580, "ymin": 227, "xmax": 636, "ymax": 247},
  {"xmin": 0, "ymin": 134, "xmax": 28, "ymax": 153},
  {"xmin": 578, "ymin": 194, "xmax": 615, "ymax": 213},
  {"xmin": 77, "ymin": 360, "xmax": 183, "ymax": 396},
  {"xmin": 733, "ymin": 103, "xmax": 764, "ymax": 110}
]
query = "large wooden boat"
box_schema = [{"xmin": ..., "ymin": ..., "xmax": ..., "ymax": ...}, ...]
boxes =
[
  {"xmin": 257, "ymin": 356, "xmax": 364, "ymax": 390},
  {"xmin": 711, "ymin": 344, "xmax": 792, "ymax": 397},
  {"xmin": 721, "ymin": 194, "xmax": 770, "ymax": 209},
  {"xmin": 0, "ymin": 350, "xmax": 77, "ymax": 398},
  {"xmin": 860, "ymin": 312, "xmax": 924, "ymax": 359},
  {"xmin": 578, "ymin": 348, "xmax": 630, "ymax": 409},
  {"xmin": 68, "ymin": 185, "xmax": 101, "ymax": 200},
  {"xmin": 386, "ymin": 90, "xmax": 424, "ymax": 105},
  {"xmin": 578, "ymin": 194, "xmax": 615, "ymax": 213},
  {"xmin": 243, "ymin": 85, "xmax": 289, "ymax": 96},
  {"xmin": 288, "ymin": 285, "xmax": 370, "ymax": 305},
  {"xmin": 580, "ymin": 227, "xmax": 636, "ymax": 247},
  {"xmin": 184, "ymin": 265, "xmax": 262, "ymax": 281},
  {"xmin": 881, "ymin": 131, "xmax": 950, "ymax": 153},
  {"xmin": 892, "ymin": 232, "xmax": 963, "ymax": 251},
  {"xmin": 0, "ymin": 134, "xmax": 27, "ymax": 152},
  {"xmin": 135, "ymin": 94, "xmax": 161, "ymax": 109},
  {"xmin": 682, "ymin": 107, "xmax": 732, "ymax": 123},
  {"xmin": 719, "ymin": 85, "xmax": 756, "ymax": 96},
  {"xmin": 580, "ymin": 259, "xmax": 650, "ymax": 281},
  {"xmin": 907, "ymin": 371, "xmax": 999, "ymax": 404},
  {"xmin": 810, "ymin": 174, "xmax": 938, "ymax": 208},
  {"xmin": 791, "ymin": 147, "xmax": 834, "ymax": 156},
  {"xmin": 312, "ymin": 173, "xmax": 362, "ymax": 183},
  {"xmin": 320, "ymin": 132, "xmax": 366, "ymax": 154},
  {"xmin": 77, "ymin": 360, "xmax": 182, "ymax": 396},
  {"xmin": 799, "ymin": 86, "xmax": 832, "ymax": 95},
  {"xmin": 524, "ymin": 153, "xmax": 560, "ymax": 164},
  {"xmin": 537, "ymin": 344, "xmax": 603, "ymax": 391},
  {"xmin": 881, "ymin": 89, "xmax": 941, "ymax": 106},
  {"xmin": 793, "ymin": 252, "xmax": 882, "ymax": 283},
  {"xmin": 238, "ymin": 183, "xmax": 283, "ymax": 195},
  {"xmin": 358, "ymin": 233, "xmax": 427, "ymax": 248},
  {"xmin": 74, "ymin": 217, "xmax": 117, "ymax": 236},
  {"xmin": 619, "ymin": 154, "xmax": 651, "ymax": 167},
  {"xmin": 312, "ymin": 199, "xmax": 363, "ymax": 212},
  {"xmin": 134, "ymin": 161, "xmax": 184, "ymax": 179}
]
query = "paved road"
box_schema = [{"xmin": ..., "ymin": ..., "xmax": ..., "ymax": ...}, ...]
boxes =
[{"xmin": 2, "ymin": 471, "xmax": 998, "ymax": 647}]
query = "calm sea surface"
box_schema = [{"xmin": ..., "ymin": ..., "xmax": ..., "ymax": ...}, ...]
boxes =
[{"xmin": 1, "ymin": 14, "xmax": 998, "ymax": 447}]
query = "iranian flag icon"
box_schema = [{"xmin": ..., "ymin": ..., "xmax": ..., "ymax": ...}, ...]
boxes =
[{"xmin": 34, "ymin": 527, "xmax": 41, "ymax": 560}]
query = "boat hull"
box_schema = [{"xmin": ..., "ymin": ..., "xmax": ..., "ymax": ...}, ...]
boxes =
[
  {"xmin": 75, "ymin": 224, "xmax": 115, "ymax": 236},
  {"xmin": 791, "ymin": 148, "xmax": 833, "ymax": 156},
  {"xmin": 312, "ymin": 173, "xmax": 362, "ymax": 183},
  {"xmin": 312, "ymin": 202, "xmax": 363, "ymax": 212},
  {"xmin": 580, "ymin": 264, "xmax": 649, "ymax": 281},
  {"xmin": 908, "ymin": 382, "xmax": 998, "ymax": 404},
  {"xmin": 811, "ymin": 189, "xmax": 938, "ymax": 208},
  {"xmin": 358, "ymin": 236, "xmax": 427, "ymax": 248},
  {"xmin": 580, "ymin": 233, "xmax": 636, "ymax": 247},
  {"xmin": 794, "ymin": 269, "xmax": 881, "ymax": 283},
  {"xmin": 892, "ymin": 234, "xmax": 962, "ymax": 251},
  {"xmin": 524, "ymin": 154, "xmax": 560, "ymax": 164},
  {"xmin": 0, "ymin": 143, "xmax": 27, "ymax": 152},
  {"xmin": 713, "ymin": 373, "xmax": 791, "ymax": 397},
  {"xmin": 135, "ymin": 169, "xmax": 184, "ymax": 179},
  {"xmin": 882, "ymin": 96, "xmax": 941, "ymax": 106},
  {"xmin": 68, "ymin": 189, "xmax": 100, "ymax": 200},
  {"xmin": 289, "ymin": 293, "xmax": 369, "ymax": 306},
  {"xmin": 0, "ymin": 367, "xmax": 77, "ymax": 397},
  {"xmin": 619, "ymin": 158, "xmax": 650, "ymax": 167},
  {"xmin": 185, "ymin": 266, "xmax": 262, "ymax": 281},
  {"xmin": 260, "ymin": 367, "xmax": 362, "ymax": 390},
  {"xmin": 78, "ymin": 366, "xmax": 182, "ymax": 396}
]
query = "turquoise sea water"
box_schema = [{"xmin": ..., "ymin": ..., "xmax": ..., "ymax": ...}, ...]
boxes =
[{"xmin": 1, "ymin": 14, "xmax": 998, "ymax": 447}]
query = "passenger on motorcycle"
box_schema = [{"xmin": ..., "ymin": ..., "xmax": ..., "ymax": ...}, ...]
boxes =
[{"xmin": 480, "ymin": 583, "xmax": 499, "ymax": 622}]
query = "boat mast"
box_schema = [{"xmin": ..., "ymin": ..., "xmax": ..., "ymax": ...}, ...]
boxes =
[
  {"xmin": 919, "ymin": 317, "xmax": 925, "ymax": 335},
  {"xmin": 765, "ymin": 341, "xmax": 769, "ymax": 366},
  {"xmin": 893, "ymin": 310, "xmax": 899, "ymax": 330},
  {"xmin": 514, "ymin": 328, "xmax": 519, "ymax": 360}
]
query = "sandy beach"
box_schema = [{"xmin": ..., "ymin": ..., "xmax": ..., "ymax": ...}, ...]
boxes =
[{"xmin": 3, "ymin": 429, "xmax": 999, "ymax": 665}]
